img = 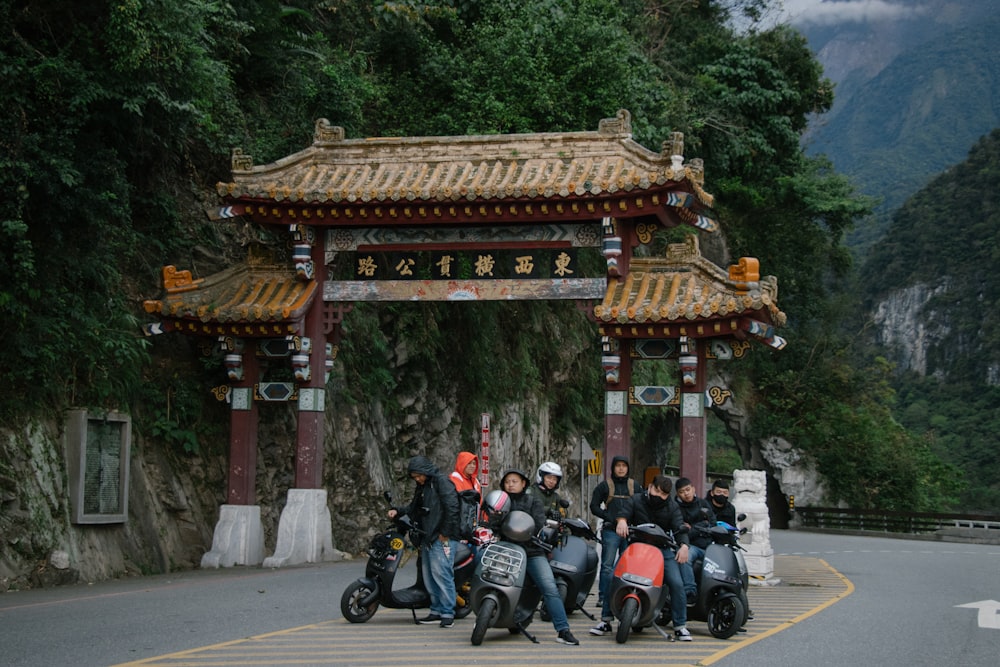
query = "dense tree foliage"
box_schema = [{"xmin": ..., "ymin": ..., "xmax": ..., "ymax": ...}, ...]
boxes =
[{"xmin": 0, "ymin": 0, "xmax": 960, "ymax": 511}]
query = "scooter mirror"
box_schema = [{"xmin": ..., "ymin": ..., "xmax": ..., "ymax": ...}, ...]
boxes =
[{"xmin": 737, "ymin": 512, "xmax": 747, "ymax": 522}]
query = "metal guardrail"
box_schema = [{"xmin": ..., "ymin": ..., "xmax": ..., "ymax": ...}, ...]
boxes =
[{"xmin": 794, "ymin": 507, "xmax": 1000, "ymax": 533}]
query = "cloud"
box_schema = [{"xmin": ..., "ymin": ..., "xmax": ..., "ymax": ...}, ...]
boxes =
[{"xmin": 778, "ymin": 0, "xmax": 930, "ymax": 27}]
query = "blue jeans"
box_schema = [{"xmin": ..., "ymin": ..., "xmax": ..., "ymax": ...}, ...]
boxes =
[
  {"xmin": 599, "ymin": 528, "xmax": 626, "ymax": 621},
  {"xmin": 661, "ymin": 548, "xmax": 688, "ymax": 628},
  {"xmin": 422, "ymin": 538, "xmax": 456, "ymax": 619},
  {"xmin": 526, "ymin": 554, "xmax": 570, "ymax": 632},
  {"xmin": 680, "ymin": 545, "xmax": 706, "ymax": 597}
]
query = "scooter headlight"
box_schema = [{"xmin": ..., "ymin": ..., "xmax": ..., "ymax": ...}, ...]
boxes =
[{"xmin": 621, "ymin": 572, "xmax": 654, "ymax": 587}]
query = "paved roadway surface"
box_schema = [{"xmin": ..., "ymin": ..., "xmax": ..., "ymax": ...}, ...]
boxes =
[{"xmin": 1, "ymin": 530, "xmax": 997, "ymax": 666}]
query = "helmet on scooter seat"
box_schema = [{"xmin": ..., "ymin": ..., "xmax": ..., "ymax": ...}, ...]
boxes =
[
  {"xmin": 501, "ymin": 510, "xmax": 536, "ymax": 542},
  {"xmin": 484, "ymin": 489, "xmax": 511, "ymax": 519},
  {"xmin": 535, "ymin": 461, "xmax": 563, "ymax": 487}
]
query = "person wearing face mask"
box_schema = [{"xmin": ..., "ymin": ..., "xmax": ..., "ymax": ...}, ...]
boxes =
[
  {"xmin": 706, "ymin": 479, "xmax": 736, "ymax": 527},
  {"xmin": 596, "ymin": 474, "xmax": 694, "ymax": 641}
]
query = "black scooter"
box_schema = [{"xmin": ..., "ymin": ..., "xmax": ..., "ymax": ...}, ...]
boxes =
[
  {"xmin": 660, "ymin": 520, "xmax": 748, "ymax": 639},
  {"xmin": 540, "ymin": 513, "xmax": 599, "ymax": 621},
  {"xmin": 341, "ymin": 492, "xmax": 476, "ymax": 623}
]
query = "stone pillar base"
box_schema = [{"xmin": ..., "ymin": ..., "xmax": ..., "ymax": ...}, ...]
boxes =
[
  {"xmin": 745, "ymin": 552, "xmax": 780, "ymax": 585},
  {"xmin": 262, "ymin": 489, "xmax": 346, "ymax": 568},
  {"xmin": 201, "ymin": 504, "xmax": 264, "ymax": 568}
]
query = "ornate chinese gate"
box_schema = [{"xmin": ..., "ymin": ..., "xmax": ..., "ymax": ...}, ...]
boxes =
[{"xmin": 144, "ymin": 110, "xmax": 785, "ymax": 567}]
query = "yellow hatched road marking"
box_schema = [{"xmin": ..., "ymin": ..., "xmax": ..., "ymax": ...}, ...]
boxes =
[{"xmin": 114, "ymin": 556, "xmax": 852, "ymax": 667}]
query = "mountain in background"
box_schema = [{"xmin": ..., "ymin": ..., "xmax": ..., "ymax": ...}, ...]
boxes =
[{"xmin": 792, "ymin": 1, "xmax": 1000, "ymax": 256}]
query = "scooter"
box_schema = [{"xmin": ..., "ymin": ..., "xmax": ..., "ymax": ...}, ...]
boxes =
[
  {"xmin": 660, "ymin": 520, "xmax": 748, "ymax": 639},
  {"xmin": 609, "ymin": 523, "xmax": 676, "ymax": 644},
  {"xmin": 541, "ymin": 515, "xmax": 599, "ymax": 621},
  {"xmin": 469, "ymin": 509, "xmax": 554, "ymax": 645},
  {"xmin": 340, "ymin": 492, "xmax": 476, "ymax": 623}
]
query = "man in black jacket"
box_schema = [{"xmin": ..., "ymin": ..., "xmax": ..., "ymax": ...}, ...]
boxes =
[
  {"xmin": 589, "ymin": 456, "xmax": 641, "ymax": 636},
  {"xmin": 675, "ymin": 477, "xmax": 715, "ymax": 603},
  {"xmin": 612, "ymin": 475, "xmax": 694, "ymax": 641},
  {"xmin": 389, "ymin": 455, "xmax": 460, "ymax": 627},
  {"xmin": 499, "ymin": 468, "xmax": 580, "ymax": 645},
  {"xmin": 706, "ymin": 479, "xmax": 737, "ymax": 527}
]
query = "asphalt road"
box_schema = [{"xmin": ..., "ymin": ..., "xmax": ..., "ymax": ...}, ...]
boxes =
[
  {"xmin": 713, "ymin": 530, "xmax": 1000, "ymax": 667},
  {"xmin": 1, "ymin": 530, "xmax": 997, "ymax": 666}
]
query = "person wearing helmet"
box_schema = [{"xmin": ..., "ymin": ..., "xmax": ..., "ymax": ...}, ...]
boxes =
[
  {"xmin": 388, "ymin": 455, "xmax": 460, "ymax": 628},
  {"xmin": 531, "ymin": 461, "xmax": 566, "ymax": 520},
  {"xmin": 497, "ymin": 468, "xmax": 580, "ymax": 646}
]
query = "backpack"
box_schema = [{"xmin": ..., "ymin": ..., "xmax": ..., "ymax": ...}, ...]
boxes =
[
  {"xmin": 606, "ymin": 478, "xmax": 637, "ymax": 504},
  {"xmin": 456, "ymin": 489, "xmax": 482, "ymax": 541}
]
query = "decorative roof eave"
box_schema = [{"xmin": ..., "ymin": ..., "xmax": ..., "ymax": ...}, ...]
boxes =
[
  {"xmin": 593, "ymin": 236, "xmax": 786, "ymax": 344},
  {"xmin": 142, "ymin": 263, "xmax": 317, "ymax": 337},
  {"xmin": 214, "ymin": 110, "xmax": 716, "ymax": 226}
]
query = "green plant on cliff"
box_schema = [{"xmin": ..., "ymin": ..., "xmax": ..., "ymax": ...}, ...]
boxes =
[{"xmin": 0, "ymin": 0, "xmax": 957, "ymax": 513}]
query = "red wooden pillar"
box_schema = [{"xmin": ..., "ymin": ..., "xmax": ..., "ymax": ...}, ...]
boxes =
[
  {"xmin": 227, "ymin": 341, "xmax": 259, "ymax": 504},
  {"xmin": 293, "ymin": 240, "xmax": 327, "ymax": 489},
  {"xmin": 604, "ymin": 342, "xmax": 633, "ymax": 477},
  {"xmin": 678, "ymin": 337, "xmax": 708, "ymax": 491},
  {"xmin": 603, "ymin": 217, "xmax": 635, "ymax": 477}
]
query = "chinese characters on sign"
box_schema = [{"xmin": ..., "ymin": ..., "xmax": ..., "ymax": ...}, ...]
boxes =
[{"xmin": 354, "ymin": 249, "xmax": 580, "ymax": 280}]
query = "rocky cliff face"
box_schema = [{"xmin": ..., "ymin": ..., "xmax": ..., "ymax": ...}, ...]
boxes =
[
  {"xmin": 0, "ymin": 378, "xmax": 587, "ymax": 589},
  {"xmin": 871, "ymin": 281, "xmax": 952, "ymax": 378}
]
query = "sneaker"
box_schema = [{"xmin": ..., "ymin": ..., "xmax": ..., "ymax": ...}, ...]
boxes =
[
  {"xmin": 589, "ymin": 621, "xmax": 612, "ymax": 636},
  {"xmin": 674, "ymin": 626, "xmax": 693, "ymax": 641},
  {"xmin": 439, "ymin": 617, "xmax": 454, "ymax": 628},
  {"xmin": 556, "ymin": 629, "xmax": 580, "ymax": 645},
  {"xmin": 417, "ymin": 613, "xmax": 442, "ymax": 624}
]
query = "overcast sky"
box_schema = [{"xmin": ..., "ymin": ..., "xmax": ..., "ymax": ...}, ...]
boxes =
[{"xmin": 773, "ymin": 0, "xmax": 928, "ymax": 27}]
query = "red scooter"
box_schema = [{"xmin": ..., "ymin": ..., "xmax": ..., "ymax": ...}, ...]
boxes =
[{"xmin": 608, "ymin": 523, "xmax": 676, "ymax": 644}]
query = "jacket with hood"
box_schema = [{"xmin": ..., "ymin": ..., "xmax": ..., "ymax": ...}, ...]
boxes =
[
  {"xmin": 449, "ymin": 451, "xmax": 481, "ymax": 495},
  {"xmin": 397, "ymin": 456, "xmax": 460, "ymax": 547},
  {"xmin": 497, "ymin": 469, "xmax": 548, "ymax": 558},
  {"xmin": 589, "ymin": 455, "xmax": 640, "ymax": 527},
  {"xmin": 676, "ymin": 495, "xmax": 716, "ymax": 550}
]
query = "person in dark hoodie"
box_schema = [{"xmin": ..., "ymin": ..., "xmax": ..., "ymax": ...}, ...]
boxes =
[
  {"xmin": 496, "ymin": 468, "xmax": 579, "ymax": 645},
  {"xmin": 588, "ymin": 455, "xmax": 641, "ymax": 635},
  {"xmin": 388, "ymin": 455, "xmax": 460, "ymax": 628}
]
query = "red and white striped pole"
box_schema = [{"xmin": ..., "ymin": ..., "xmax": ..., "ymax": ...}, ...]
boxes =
[{"xmin": 479, "ymin": 413, "xmax": 490, "ymax": 488}]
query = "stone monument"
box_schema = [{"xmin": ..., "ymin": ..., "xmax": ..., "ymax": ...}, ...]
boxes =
[{"xmin": 733, "ymin": 469, "xmax": 778, "ymax": 584}]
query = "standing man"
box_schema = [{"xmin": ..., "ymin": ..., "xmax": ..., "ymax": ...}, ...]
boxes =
[
  {"xmin": 498, "ymin": 468, "xmax": 580, "ymax": 645},
  {"xmin": 389, "ymin": 455, "xmax": 460, "ymax": 628},
  {"xmin": 589, "ymin": 455, "xmax": 640, "ymax": 636}
]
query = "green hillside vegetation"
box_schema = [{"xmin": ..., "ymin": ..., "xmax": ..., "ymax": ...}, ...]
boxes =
[
  {"xmin": 806, "ymin": 13, "xmax": 1000, "ymax": 257},
  {"xmin": 0, "ymin": 0, "xmax": 962, "ymax": 531},
  {"xmin": 860, "ymin": 129, "xmax": 1000, "ymax": 511}
]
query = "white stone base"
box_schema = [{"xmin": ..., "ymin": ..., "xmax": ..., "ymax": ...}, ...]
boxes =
[
  {"xmin": 262, "ymin": 488, "xmax": 345, "ymax": 568},
  {"xmin": 201, "ymin": 504, "xmax": 265, "ymax": 568}
]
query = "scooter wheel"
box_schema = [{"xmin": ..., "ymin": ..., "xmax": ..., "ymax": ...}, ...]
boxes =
[
  {"xmin": 616, "ymin": 597, "xmax": 638, "ymax": 644},
  {"xmin": 707, "ymin": 595, "xmax": 745, "ymax": 639},
  {"xmin": 340, "ymin": 581, "xmax": 379, "ymax": 623},
  {"xmin": 471, "ymin": 597, "xmax": 497, "ymax": 646}
]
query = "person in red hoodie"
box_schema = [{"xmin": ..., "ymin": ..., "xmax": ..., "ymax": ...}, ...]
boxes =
[{"xmin": 449, "ymin": 451, "xmax": 481, "ymax": 495}]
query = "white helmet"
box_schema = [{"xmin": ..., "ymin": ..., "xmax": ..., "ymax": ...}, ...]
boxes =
[{"xmin": 535, "ymin": 461, "xmax": 563, "ymax": 487}]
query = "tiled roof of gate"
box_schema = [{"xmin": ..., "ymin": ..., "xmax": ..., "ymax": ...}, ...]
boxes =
[
  {"xmin": 594, "ymin": 236, "xmax": 785, "ymax": 326},
  {"xmin": 216, "ymin": 110, "xmax": 715, "ymax": 207},
  {"xmin": 143, "ymin": 263, "xmax": 317, "ymax": 325}
]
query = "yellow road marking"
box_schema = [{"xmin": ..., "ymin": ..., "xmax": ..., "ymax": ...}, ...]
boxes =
[{"xmin": 113, "ymin": 555, "xmax": 853, "ymax": 667}]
